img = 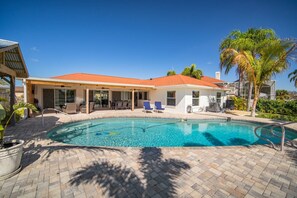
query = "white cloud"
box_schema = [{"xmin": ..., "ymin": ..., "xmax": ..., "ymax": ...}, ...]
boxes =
[
  {"xmin": 31, "ymin": 58, "xmax": 39, "ymax": 62},
  {"xmin": 30, "ymin": 46, "xmax": 39, "ymax": 52}
]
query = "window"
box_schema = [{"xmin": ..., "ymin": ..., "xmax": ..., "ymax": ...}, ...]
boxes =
[
  {"xmin": 138, "ymin": 92, "xmax": 148, "ymax": 100},
  {"xmin": 54, "ymin": 89, "xmax": 76, "ymax": 107},
  {"xmin": 121, "ymin": 91, "xmax": 132, "ymax": 100},
  {"xmin": 192, "ymin": 91, "xmax": 199, "ymax": 106},
  {"xmin": 66, "ymin": 90, "xmax": 75, "ymax": 103},
  {"xmin": 167, "ymin": 91, "xmax": 176, "ymax": 106},
  {"xmin": 216, "ymin": 92, "xmax": 222, "ymax": 104},
  {"xmin": 55, "ymin": 89, "xmax": 65, "ymax": 107}
]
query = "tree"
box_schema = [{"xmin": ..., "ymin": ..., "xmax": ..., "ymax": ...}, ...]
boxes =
[
  {"xmin": 276, "ymin": 90, "xmax": 290, "ymax": 100},
  {"xmin": 181, "ymin": 64, "xmax": 203, "ymax": 79},
  {"xmin": 288, "ymin": 69, "xmax": 297, "ymax": 88},
  {"xmin": 220, "ymin": 28, "xmax": 297, "ymax": 117},
  {"xmin": 220, "ymin": 28, "xmax": 277, "ymax": 111},
  {"xmin": 167, "ymin": 70, "xmax": 176, "ymax": 76}
]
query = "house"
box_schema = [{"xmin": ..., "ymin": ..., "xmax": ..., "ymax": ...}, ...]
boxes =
[
  {"xmin": 23, "ymin": 72, "xmax": 228, "ymax": 114},
  {"xmin": 226, "ymin": 80, "xmax": 276, "ymax": 100}
]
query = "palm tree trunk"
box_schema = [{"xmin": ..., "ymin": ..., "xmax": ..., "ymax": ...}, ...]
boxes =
[
  {"xmin": 238, "ymin": 73, "xmax": 241, "ymax": 97},
  {"xmin": 251, "ymin": 86, "xmax": 260, "ymax": 117},
  {"xmin": 247, "ymin": 82, "xmax": 253, "ymax": 111}
]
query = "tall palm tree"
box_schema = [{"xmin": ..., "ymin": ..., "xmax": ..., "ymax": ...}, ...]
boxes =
[
  {"xmin": 167, "ymin": 70, "xmax": 176, "ymax": 76},
  {"xmin": 288, "ymin": 69, "xmax": 297, "ymax": 88},
  {"xmin": 220, "ymin": 36, "xmax": 296, "ymax": 117},
  {"xmin": 220, "ymin": 28, "xmax": 277, "ymax": 110},
  {"xmin": 181, "ymin": 64, "xmax": 203, "ymax": 79}
]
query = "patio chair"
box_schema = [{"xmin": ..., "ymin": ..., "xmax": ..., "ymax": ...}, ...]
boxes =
[
  {"xmin": 155, "ymin": 101, "xmax": 165, "ymax": 112},
  {"xmin": 110, "ymin": 101, "xmax": 115, "ymax": 109},
  {"xmin": 116, "ymin": 101, "xmax": 123, "ymax": 109},
  {"xmin": 80, "ymin": 102, "xmax": 95, "ymax": 113},
  {"xmin": 143, "ymin": 101, "xmax": 153, "ymax": 113},
  {"xmin": 63, "ymin": 103, "xmax": 77, "ymax": 114},
  {"xmin": 128, "ymin": 100, "xmax": 132, "ymax": 109},
  {"xmin": 122, "ymin": 100, "xmax": 128, "ymax": 109}
]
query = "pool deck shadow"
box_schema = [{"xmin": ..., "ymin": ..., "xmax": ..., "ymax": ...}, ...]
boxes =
[{"xmin": 1, "ymin": 111, "xmax": 297, "ymax": 198}]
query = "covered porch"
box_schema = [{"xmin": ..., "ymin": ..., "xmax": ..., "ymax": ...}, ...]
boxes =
[
  {"xmin": 0, "ymin": 39, "xmax": 28, "ymax": 124},
  {"xmin": 24, "ymin": 77, "xmax": 155, "ymax": 114}
]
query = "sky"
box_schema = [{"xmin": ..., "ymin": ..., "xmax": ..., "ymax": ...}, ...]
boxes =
[{"xmin": 1, "ymin": 0, "xmax": 297, "ymax": 90}]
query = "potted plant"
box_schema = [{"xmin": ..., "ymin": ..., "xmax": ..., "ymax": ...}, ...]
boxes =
[{"xmin": 0, "ymin": 101, "xmax": 38, "ymax": 179}]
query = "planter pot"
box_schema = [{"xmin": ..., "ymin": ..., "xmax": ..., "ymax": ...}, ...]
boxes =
[{"xmin": 0, "ymin": 139, "xmax": 24, "ymax": 180}]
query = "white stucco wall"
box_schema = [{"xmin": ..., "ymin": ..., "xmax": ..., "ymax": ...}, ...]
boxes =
[
  {"xmin": 149, "ymin": 85, "xmax": 226, "ymax": 113},
  {"xmin": 33, "ymin": 84, "xmax": 226, "ymax": 114}
]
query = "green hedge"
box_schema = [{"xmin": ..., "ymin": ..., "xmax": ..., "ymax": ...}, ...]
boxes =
[{"xmin": 256, "ymin": 99, "xmax": 297, "ymax": 116}]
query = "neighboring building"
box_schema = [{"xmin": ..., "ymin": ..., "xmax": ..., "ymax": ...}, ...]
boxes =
[
  {"xmin": 23, "ymin": 73, "xmax": 228, "ymax": 114},
  {"xmin": 226, "ymin": 80, "xmax": 276, "ymax": 100}
]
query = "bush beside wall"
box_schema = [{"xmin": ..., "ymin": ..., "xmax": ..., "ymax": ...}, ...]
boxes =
[{"xmin": 256, "ymin": 99, "xmax": 297, "ymax": 116}]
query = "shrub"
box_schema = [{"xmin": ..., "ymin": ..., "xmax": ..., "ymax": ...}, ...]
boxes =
[
  {"xmin": 256, "ymin": 99, "xmax": 297, "ymax": 116},
  {"xmin": 230, "ymin": 96, "xmax": 247, "ymax": 111}
]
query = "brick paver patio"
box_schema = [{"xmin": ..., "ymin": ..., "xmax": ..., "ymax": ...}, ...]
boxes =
[{"xmin": 0, "ymin": 110, "xmax": 297, "ymax": 198}]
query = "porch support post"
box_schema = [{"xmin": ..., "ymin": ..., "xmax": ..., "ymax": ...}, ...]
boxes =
[
  {"xmin": 23, "ymin": 79, "xmax": 27, "ymax": 103},
  {"xmin": 10, "ymin": 75, "xmax": 15, "ymax": 125},
  {"xmin": 86, "ymin": 88, "xmax": 89, "ymax": 114},
  {"xmin": 131, "ymin": 89, "xmax": 135, "ymax": 111},
  {"xmin": 26, "ymin": 81, "xmax": 34, "ymax": 104}
]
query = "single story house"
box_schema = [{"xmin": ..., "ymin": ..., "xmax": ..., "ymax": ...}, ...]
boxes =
[{"xmin": 23, "ymin": 72, "xmax": 228, "ymax": 114}]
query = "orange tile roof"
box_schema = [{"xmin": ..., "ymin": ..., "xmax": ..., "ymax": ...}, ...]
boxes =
[
  {"xmin": 53, "ymin": 73, "xmax": 146, "ymax": 85},
  {"xmin": 52, "ymin": 73, "xmax": 224, "ymax": 89},
  {"xmin": 201, "ymin": 76, "xmax": 225, "ymax": 83},
  {"xmin": 143, "ymin": 74, "xmax": 222, "ymax": 88}
]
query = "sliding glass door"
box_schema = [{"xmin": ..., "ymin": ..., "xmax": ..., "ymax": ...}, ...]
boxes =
[
  {"xmin": 93, "ymin": 90, "xmax": 109, "ymax": 109},
  {"xmin": 53, "ymin": 89, "xmax": 76, "ymax": 109}
]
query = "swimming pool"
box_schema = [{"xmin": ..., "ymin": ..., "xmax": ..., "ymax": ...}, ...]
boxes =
[{"xmin": 47, "ymin": 118, "xmax": 297, "ymax": 147}]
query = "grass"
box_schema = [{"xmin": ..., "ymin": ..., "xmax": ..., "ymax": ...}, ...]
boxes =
[{"xmin": 256, "ymin": 112, "xmax": 297, "ymax": 122}]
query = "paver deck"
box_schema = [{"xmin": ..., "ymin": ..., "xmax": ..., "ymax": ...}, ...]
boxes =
[{"xmin": 1, "ymin": 110, "xmax": 297, "ymax": 198}]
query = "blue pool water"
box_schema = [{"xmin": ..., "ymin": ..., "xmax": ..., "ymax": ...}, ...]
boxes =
[{"xmin": 47, "ymin": 118, "xmax": 297, "ymax": 147}]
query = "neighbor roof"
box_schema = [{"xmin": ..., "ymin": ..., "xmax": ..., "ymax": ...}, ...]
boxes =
[
  {"xmin": 52, "ymin": 73, "xmax": 225, "ymax": 89},
  {"xmin": 0, "ymin": 39, "xmax": 28, "ymax": 78}
]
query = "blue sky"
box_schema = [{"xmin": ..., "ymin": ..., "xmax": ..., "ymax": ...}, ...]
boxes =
[{"xmin": 1, "ymin": 0, "xmax": 297, "ymax": 90}]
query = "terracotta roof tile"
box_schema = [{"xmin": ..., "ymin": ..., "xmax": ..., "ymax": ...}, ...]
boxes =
[
  {"xmin": 201, "ymin": 76, "xmax": 224, "ymax": 83},
  {"xmin": 52, "ymin": 73, "xmax": 224, "ymax": 89},
  {"xmin": 143, "ymin": 75, "xmax": 222, "ymax": 88},
  {"xmin": 53, "ymin": 73, "xmax": 146, "ymax": 85}
]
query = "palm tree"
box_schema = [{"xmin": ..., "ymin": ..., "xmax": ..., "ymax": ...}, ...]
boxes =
[
  {"xmin": 220, "ymin": 28, "xmax": 277, "ymax": 110},
  {"xmin": 276, "ymin": 90, "xmax": 290, "ymax": 100},
  {"xmin": 288, "ymin": 69, "xmax": 297, "ymax": 88},
  {"xmin": 181, "ymin": 64, "xmax": 203, "ymax": 79},
  {"xmin": 167, "ymin": 70, "xmax": 176, "ymax": 76},
  {"xmin": 220, "ymin": 29, "xmax": 296, "ymax": 117}
]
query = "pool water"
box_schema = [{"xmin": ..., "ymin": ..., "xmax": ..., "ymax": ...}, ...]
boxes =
[{"xmin": 47, "ymin": 118, "xmax": 297, "ymax": 147}]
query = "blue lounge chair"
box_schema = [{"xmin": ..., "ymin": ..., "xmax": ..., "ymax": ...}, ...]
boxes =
[
  {"xmin": 143, "ymin": 101, "xmax": 153, "ymax": 112},
  {"xmin": 155, "ymin": 101, "xmax": 165, "ymax": 112}
]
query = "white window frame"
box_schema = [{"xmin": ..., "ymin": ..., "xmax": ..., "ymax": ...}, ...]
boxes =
[
  {"xmin": 167, "ymin": 91, "xmax": 176, "ymax": 106},
  {"xmin": 216, "ymin": 92, "xmax": 222, "ymax": 104},
  {"xmin": 192, "ymin": 91, "xmax": 200, "ymax": 106}
]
